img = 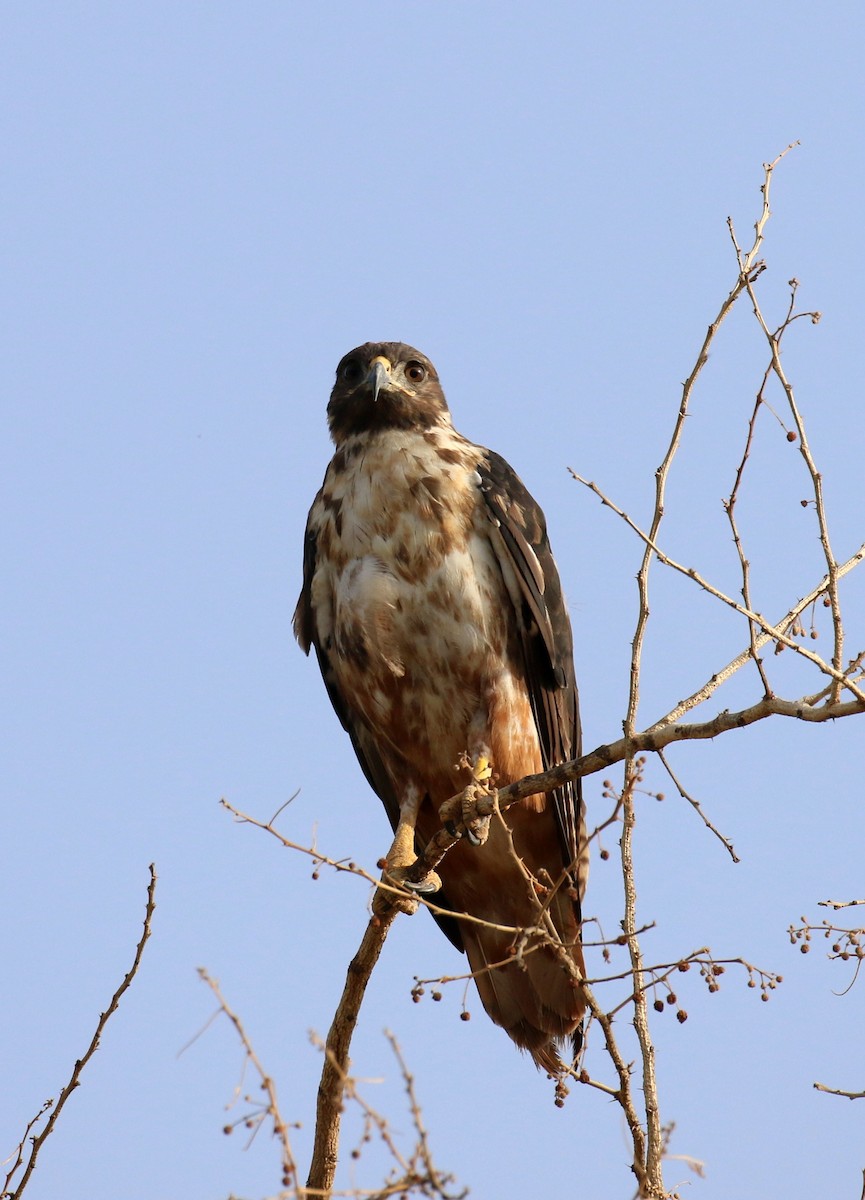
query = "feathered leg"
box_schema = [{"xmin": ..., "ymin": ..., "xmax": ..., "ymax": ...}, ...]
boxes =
[{"xmin": 380, "ymin": 784, "xmax": 441, "ymax": 900}]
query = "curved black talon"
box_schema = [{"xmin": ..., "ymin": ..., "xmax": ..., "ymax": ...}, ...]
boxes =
[{"xmin": 403, "ymin": 875, "xmax": 441, "ymax": 895}]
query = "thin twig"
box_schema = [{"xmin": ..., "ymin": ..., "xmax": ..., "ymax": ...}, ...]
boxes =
[
  {"xmin": 196, "ymin": 968, "xmax": 299, "ymax": 1190},
  {"xmin": 384, "ymin": 1032, "xmax": 465, "ymax": 1199},
  {"xmin": 657, "ymin": 749, "xmax": 739, "ymax": 862},
  {"xmin": 1, "ymin": 1103, "xmax": 52, "ymax": 1200},
  {"xmin": 220, "ymin": 797, "xmax": 524, "ymax": 938},
  {"xmin": 739, "ymin": 269, "xmax": 843, "ymax": 697},
  {"xmin": 305, "ymin": 1032, "xmax": 465, "ymax": 1200},
  {"xmin": 813, "ymin": 1082, "xmax": 865, "ymax": 1101},
  {"xmin": 723, "ymin": 369, "xmax": 776, "ymax": 699},
  {"xmin": 651, "ymin": 547, "xmax": 865, "ymax": 728},
  {"xmin": 569, "ymin": 473, "xmax": 865, "ymax": 704},
  {"xmin": 4, "ymin": 866, "xmax": 157, "ymax": 1200}
]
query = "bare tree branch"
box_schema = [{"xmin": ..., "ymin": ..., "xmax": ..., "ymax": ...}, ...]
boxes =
[
  {"xmin": 196, "ymin": 968, "xmax": 299, "ymax": 1191},
  {"xmin": 656, "ymin": 749, "xmax": 739, "ymax": 862},
  {"xmin": 736, "ymin": 262, "xmax": 844, "ymax": 697},
  {"xmin": 306, "ymin": 898, "xmax": 401, "ymax": 1196},
  {"xmin": 568, "ymin": 472, "xmax": 865, "ymax": 705},
  {"xmin": 813, "ymin": 1082, "xmax": 865, "ymax": 1101},
  {"xmin": 652, "ymin": 548, "xmax": 865, "ymax": 729},
  {"xmin": 723, "ymin": 354, "xmax": 785, "ymax": 700},
  {"xmin": 403, "ymin": 688, "xmax": 865, "ymax": 893},
  {"xmin": 3, "ymin": 865, "xmax": 157, "ymax": 1200},
  {"xmin": 252, "ymin": 144, "xmax": 864, "ymax": 1197}
]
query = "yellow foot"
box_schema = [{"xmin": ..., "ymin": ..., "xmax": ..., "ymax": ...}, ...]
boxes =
[
  {"xmin": 373, "ymin": 878, "xmax": 418, "ymax": 917},
  {"xmin": 473, "ymin": 755, "xmax": 493, "ymax": 783},
  {"xmin": 465, "ymin": 757, "xmax": 493, "ymax": 842},
  {"xmin": 461, "ymin": 801, "xmax": 491, "ymax": 846},
  {"xmin": 439, "ymin": 756, "xmax": 494, "ymax": 847},
  {"xmin": 384, "ymin": 862, "xmax": 442, "ymax": 894},
  {"xmin": 374, "ymin": 862, "xmax": 442, "ymax": 917}
]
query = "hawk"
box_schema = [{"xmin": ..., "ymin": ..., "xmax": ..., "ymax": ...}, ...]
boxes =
[{"xmin": 294, "ymin": 342, "xmax": 586, "ymax": 1074}]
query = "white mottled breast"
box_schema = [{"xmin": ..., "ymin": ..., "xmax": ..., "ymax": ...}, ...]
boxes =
[{"xmin": 308, "ymin": 425, "xmax": 517, "ymax": 769}]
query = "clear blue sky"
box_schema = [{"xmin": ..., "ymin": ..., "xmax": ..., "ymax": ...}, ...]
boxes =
[{"xmin": 3, "ymin": 5, "xmax": 864, "ymax": 1198}]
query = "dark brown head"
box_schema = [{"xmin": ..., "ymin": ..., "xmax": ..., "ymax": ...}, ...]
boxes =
[{"xmin": 326, "ymin": 342, "xmax": 451, "ymax": 445}]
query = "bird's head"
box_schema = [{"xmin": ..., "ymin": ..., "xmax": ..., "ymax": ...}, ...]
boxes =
[{"xmin": 326, "ymin": 342, "xmax": 451, "ymax": 445}]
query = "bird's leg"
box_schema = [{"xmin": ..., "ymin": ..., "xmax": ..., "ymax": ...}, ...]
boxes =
[
  {"xmin": 379, "ymin": 787, "xmax": 442, "ymax": 909},
  {"xmin": 462, "ymin": 753, "xmax": 493, "ymax": 845},
  {"xmin": 439, "ymin": 751, "xmax": 494, "ymax": 847}
]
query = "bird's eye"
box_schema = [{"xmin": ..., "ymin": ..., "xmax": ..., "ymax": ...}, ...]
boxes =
[
  {"xmin": 340, "ymin": 358, "xmax": 363, "ymax": 385},
  {"xmin": 405, "ymin": 361, "xmax": 427, "ymax": 383}
]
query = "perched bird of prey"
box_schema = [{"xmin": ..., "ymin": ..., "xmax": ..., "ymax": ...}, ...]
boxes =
[{"xmin": 294, "ymin": 342, "xmax": 586, "ymax": 1074}]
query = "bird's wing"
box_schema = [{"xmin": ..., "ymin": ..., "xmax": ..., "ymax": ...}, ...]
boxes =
[{"xmin": 476, "ymin": 450, "xmax": 583, "ymax": 892}]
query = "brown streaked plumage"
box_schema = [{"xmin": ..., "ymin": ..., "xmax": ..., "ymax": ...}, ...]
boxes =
[{"xmin": 294, "ymin": 341, "xmax": 587, "ymax": 1074}]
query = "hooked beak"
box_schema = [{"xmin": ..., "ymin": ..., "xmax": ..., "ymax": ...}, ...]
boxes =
[{"xmin": 367, "ymin": 356, "xmax": 392, "ymax": 403}]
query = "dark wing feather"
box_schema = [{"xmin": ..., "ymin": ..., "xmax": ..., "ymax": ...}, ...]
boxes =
[
  {"xmin": 292, "ymin": 521, "xmax": 318, "ymax": 656},
  {"xmin": 477, "ymin": 451, "xmax": 584, "ymax": 897}
]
